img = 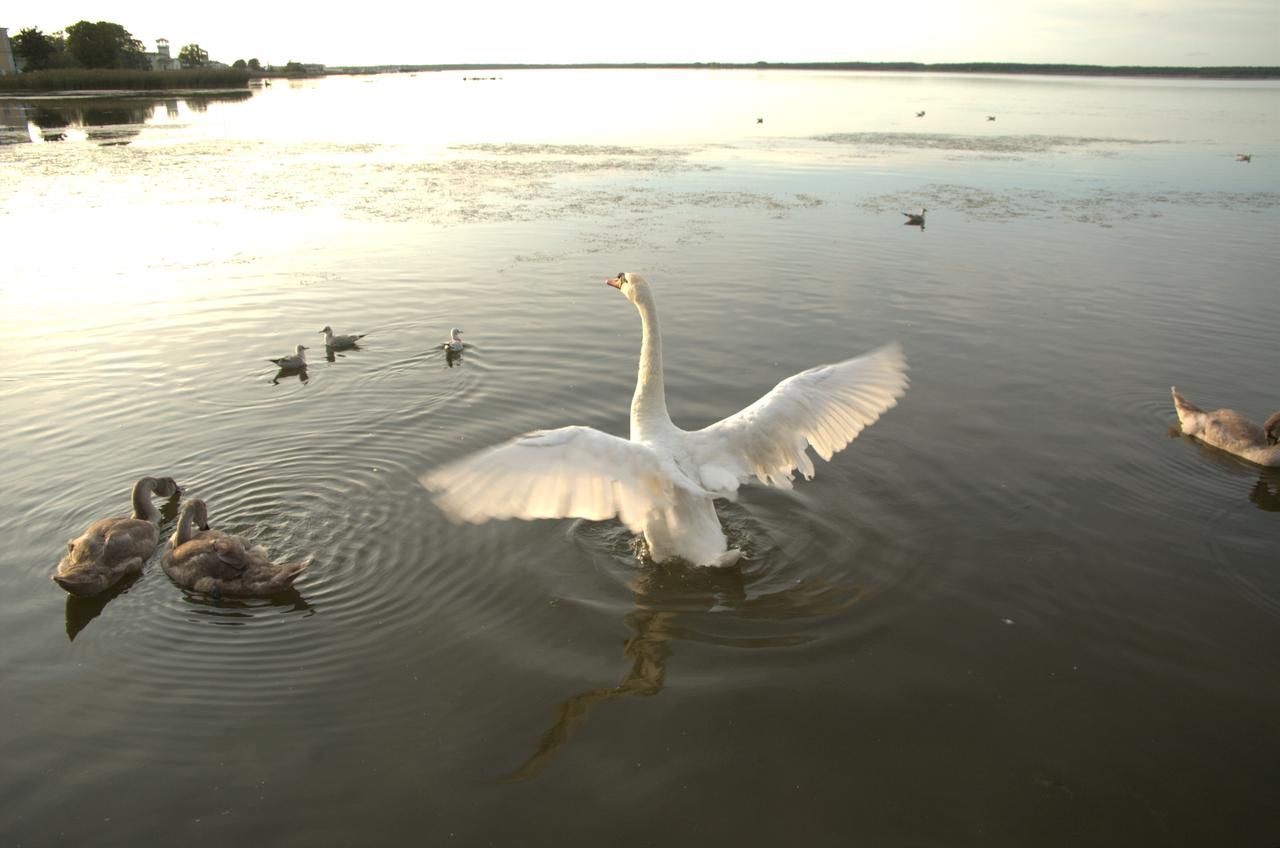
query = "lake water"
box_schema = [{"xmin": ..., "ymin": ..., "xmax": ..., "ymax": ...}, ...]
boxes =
[{"xmin": 1, "ymin": 69, "xmax": 1278, "ymax": 846}]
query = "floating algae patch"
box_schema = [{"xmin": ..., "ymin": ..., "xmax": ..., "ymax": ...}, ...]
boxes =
[
  {"xmin": 815, "ymin": 133, "xmax": 1166, "ymax": 157},
  {"xmin": 859, "ymin": 184, "xmax": 1278, "ymax": 227}
]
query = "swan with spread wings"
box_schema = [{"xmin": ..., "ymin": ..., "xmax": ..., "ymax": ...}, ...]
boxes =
[{"xmin": 421, "ymin": 272, "xmax": 908, "ymax": 567}]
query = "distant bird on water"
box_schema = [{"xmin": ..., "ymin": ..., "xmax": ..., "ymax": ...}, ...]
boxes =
[
  {"xmin": 442, "ymin": 328, "xmax": 464, "ymax": 352},
  {"xmin": 903, "ymin": 208, "xmax": 926, "ymax": 227},
  {"xmin": 987, "ymin": 115, "xmax": 996, "ymax": 121},
  {"xmin": 1236, "ymin": 153, "xmax": 1252, "ymax": 163},
  {"xmin": 320, "ymin": 326, "xmax": 365, "ymax": 349},
  {"xmin": 269, "ymin": 345, "xmax": 308, "ymax": 369},
  {"xmin": 915, "ymin": 110, "xmax": 926, "ymax": 117},
  {"xmin": 757, "ymin": 117, "xmax": 764, "ymax": 124}
]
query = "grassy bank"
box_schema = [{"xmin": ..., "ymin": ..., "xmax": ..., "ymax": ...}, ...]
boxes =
[{"xmin": 0, "ymin": 68, "xmax": 251, "ymax": 93}]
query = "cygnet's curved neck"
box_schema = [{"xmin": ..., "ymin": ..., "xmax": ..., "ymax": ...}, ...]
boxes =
[
  {"xmin": 630, "ymin": 284, "xmax": 670, "ymax": 435},
  {"xmin": 175, "ymin": 500, "xmax": 209, "ymax": 545},
  {"xmin": 131, "ymin": 477, "xmax": 161, "ymax": 523}
]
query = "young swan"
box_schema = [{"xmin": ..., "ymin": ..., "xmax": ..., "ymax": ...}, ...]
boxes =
[
  {"xmin": 53, "ymin": 476, "xmax": 180, "ymax": 597},
  {"xmin": 161, "ymin": 498, "xmax": 310, "ymax": 596},
  {"xmin": 1172, "ymin": 387, "xmax": 1280, "ymax": 467}
]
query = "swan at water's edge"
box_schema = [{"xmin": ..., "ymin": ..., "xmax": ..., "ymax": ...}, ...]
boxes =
[
  {"xmin": 422, "ymin": 272, "xmax": 908, "ymax": 567},
  {"xmin": 160, "ymin": 499, "xmax": 310, "ymax": 596},
  {"xmin": 52, "ymin": 476, "xmax": 180, "ymax": 596},
  {"xmin": 1172, "ymin": 387, "xmax": 1280, "ymax": 467}
]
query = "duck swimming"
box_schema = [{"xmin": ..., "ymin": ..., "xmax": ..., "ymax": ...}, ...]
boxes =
[
  {"xmin": 1172, "ymin": 388, "xmax": 1280, "ymax": 467},
  {"xmin": 320, "ymin": 326, "xmax": 366, "ymax": 349},
  {"xmin": 423, "ymin": 272, "xmax": 908, "ymax": 567},
  {"xmin": 160, "ymin": 499, "xmax": 310, "ymax": 596},
  {"xmin": 53, "ymin": 476, "xmax": 180, "ymax": 596}
]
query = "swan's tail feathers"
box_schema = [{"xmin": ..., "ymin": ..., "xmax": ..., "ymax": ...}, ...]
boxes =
[{"xmin": 273, "ymin": 557, "xmax": 311, "ymax": 590}]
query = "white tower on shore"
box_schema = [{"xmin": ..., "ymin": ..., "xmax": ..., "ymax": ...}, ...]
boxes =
[{"xmin": 0, "ymin": 28, "xmax": 18, "ymax": 75}]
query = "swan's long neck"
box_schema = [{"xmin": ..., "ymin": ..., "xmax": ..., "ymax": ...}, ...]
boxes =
[
  {"xmin": 630, "ymin": 285, "xmax": 671, "ymax": 438},
  {"xmin": 174, "ymin": 500, "xmax": 209, "ymax": 545},
  {"xmin": 131, "ymin": 477, "xmax": 161, "ymax": 523}
]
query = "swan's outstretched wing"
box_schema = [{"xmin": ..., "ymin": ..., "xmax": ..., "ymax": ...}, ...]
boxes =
[
  {"xmin": 421, "ymin": 426, "xmax": 702, "ymax": 532},
  {"xmin": 687, "ymin": 343, "xmax": 908, "ymax": 493}
]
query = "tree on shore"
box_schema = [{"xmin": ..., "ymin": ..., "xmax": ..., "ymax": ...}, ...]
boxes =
[
  {"xmin": 64, "ymin": 21, "xmax": 148, "ymax": 69},
  {"xmin": 179, "ymin": 43, "xmax": 208, "ymax": 68},
  {"xmin": 11, "ymin": 27, "xmax": 59, "ymax": 71}
]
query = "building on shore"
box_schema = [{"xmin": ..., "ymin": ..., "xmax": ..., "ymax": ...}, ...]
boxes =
[
  {"xmin": 0, "ymin": 28, "xmax": 18, "ymax": 75},
  {"xmin": 146, "ymin": 39, "xmax": 179, "ymax": 72}
]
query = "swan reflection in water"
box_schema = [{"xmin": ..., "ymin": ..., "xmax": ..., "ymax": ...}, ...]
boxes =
[
  {"xmin": 1172, "ymin": 427, "xmax": 1280, "ymax": 512},
  {"xmin": 497, "ymin": 523, "xmax": 874, "ymax": 783}
]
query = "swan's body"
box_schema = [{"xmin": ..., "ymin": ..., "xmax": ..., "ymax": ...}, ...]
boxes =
[
  {"xmin": 269, "ymin": 345, "xmax": 308, "ymax": 369},
  {"xmin": 320, "ymin": 326, "xmax": 365, "ymax": 349},
  {"xmin": 442, "ymin": 328, "xmax": 464, "ymax": 352},
  {"xmin": 53, "ymin": 476, "xmax": 180, "ymax": 596},
  {"xmin": 1172, "ymin": 388, "xmax": 1280, "ymax": 467},
  {"xmin": 423, "ymin": 272, "xmax": 908, "ymax": 567},
  {"xmin": 903, "ymin": 208, "xmax": 926, "ymax": 226},
  {"xmin": 160, "ymin": 499, "xmax": 310, "ymax": 595}
]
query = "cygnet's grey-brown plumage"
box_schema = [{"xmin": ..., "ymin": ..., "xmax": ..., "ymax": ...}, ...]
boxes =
[
  {"xmin": 160, "ymin": 499, "xmax": 310, "ymax": 596},
  {"xmin": 269, "ymin": 345, "xmax": 308, "ymax": 369},
  {"xmin": 320, "ymin": 326, "xmax": 366, "ymax": 349},
  {"xmin": 1172, "ymin": 387, "xmax": 1280, "ymax": 467},
  {"xmin": 52, "ymin": 476, "xmax": 180, "ymax": 596}
]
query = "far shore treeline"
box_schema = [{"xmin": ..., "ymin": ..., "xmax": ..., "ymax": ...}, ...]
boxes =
[
  {"xmin": 1, "ymin": 20, "xmax": 257, "ymax": 91},
  {"xmin": 3, "ymin": 20, "xmax": 1277, "ymax": 93}
]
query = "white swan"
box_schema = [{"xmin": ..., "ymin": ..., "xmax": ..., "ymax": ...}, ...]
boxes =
[
  {"xmin": 320, "ymin": 326, "xmax": 365, "ymax": 349},
  {"xmin": 442, "ymin": 328, "xmax": 464, "ymax": 352},
  {"xmin": 1172, "ymin": 387, "xmax": 1280, "ymax": 466},
  {"xmin": 268, "ymin": 344, "xmax": 307, "ymax": 369},
  {"xmin": 421, "ymin": 272, "xmax": 909, "ymax": 567}
]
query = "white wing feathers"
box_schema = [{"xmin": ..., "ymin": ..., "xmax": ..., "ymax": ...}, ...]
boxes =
[
  {"xmin": 420, "ymin": 426, "xmax": 706, "ymax": 533},
  {"xmin": 688, "ymin": 343, "xmax": 908, "ymax": 492}
]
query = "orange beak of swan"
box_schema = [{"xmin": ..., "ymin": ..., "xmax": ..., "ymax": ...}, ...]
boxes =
[{"xmin": 606, "ymin": 275, "xmax": 623, "ymax": 289}]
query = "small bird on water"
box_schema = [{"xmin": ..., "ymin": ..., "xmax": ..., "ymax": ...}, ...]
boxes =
[
  {"xmin": 903, "ymin": 207, "xmax": 926, "ymax": 227},
  {"xmin": 269, "ymin": 345, "xmax": 308, "ymax": 369},
  {"xmin": 442, "ymin": 328, "xmax": 464, "ymax": 352},
  {"xmin": 1236, "ymin": 153, "xmax": 1252, "ymax": 163},
  {"xmin": 916, "ymin": 110, "xmax": 926, "ymax": 117},
  {"xmin": 319, "ymin": 326, "xmax": 366, "ymax": 349}
]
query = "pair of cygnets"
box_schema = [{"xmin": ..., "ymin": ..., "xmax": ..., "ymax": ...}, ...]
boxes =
[{"xmin": 52, "ymin": 477, "xmax": 309, "ymax": 598}]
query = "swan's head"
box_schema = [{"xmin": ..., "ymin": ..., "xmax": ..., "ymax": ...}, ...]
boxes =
[
  {"xmin": 1265, "ymin": 411, "xmax": 1280, "ymax": 446},
  {"xmin": 606, "ymin": 271, "xmax": 648, "ymax": 305}
]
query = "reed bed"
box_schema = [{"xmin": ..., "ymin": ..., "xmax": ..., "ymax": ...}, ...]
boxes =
[{"xmin": 0, "ymin": 68, "xmax": 252, "ymax": 92}]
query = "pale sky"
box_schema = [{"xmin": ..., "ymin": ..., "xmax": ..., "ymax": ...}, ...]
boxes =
[{"xmin": 5, "ymin": 0, "xmax": 1277, "ymax": 68}]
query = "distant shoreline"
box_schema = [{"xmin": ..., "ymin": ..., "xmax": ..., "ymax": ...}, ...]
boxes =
[{"xmin": 339, "ymin": 61, "xmax": 1280, "ymax": 80}]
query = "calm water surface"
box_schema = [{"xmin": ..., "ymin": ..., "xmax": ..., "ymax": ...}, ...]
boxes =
[{"xmin": 2, "ymin": 70, "xmax": 1278, "ymax": 846}]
